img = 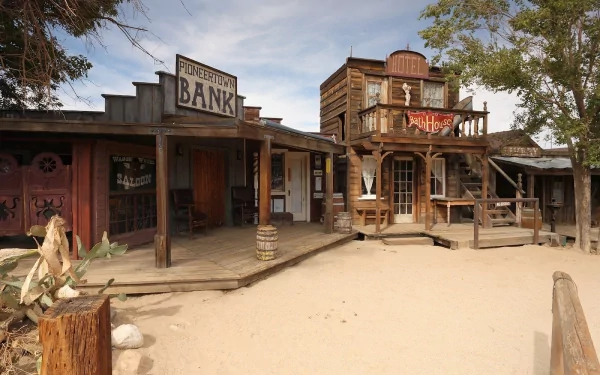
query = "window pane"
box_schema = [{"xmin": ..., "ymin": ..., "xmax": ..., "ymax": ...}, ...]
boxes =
[{"xmin": 422, "ymin": 82, "xmax": 445, "ymax": 108}]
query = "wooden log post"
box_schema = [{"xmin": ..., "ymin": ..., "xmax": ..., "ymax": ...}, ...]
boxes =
[
  {"xmin": 373, "ymin": 150, "xmax": 382, "ymax": 234},
  {"xmin": 154, "ymin": 129, "xmax": 171, "ymax": 268},
  {"xmin": 550, "ymin": 271, "xmax": 600, "ymax": 375},
  {"xmin": 528, "ymin": 174, "xmax": 535, "ymax": 208},
  {"xmin": 39, "ymin": 295, "xmax": 112, "ymax": 375},
  {"xmin": 516, "ymin": 173, "xmax": 523, "ymax": 227},
  {"xmin": 253, "ymin": 151, "xmax": 259, "ymax": 225},
  {"xmin": 481, "ymin": 154, "xmax": 490, "ymax": 228},
  {"xmin": 259, "ymin": 136, "xmax": 273, "ymax": 226},
  {"xmin": 324, "ymin": 152, "xmax": 334, "ymax": 234}
]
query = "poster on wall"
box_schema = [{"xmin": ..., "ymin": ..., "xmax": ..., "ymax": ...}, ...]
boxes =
[
  {"xmin": 315, "ymin": 155, "xmax": 322, "ymax": 169},
  {"xmin": 109, "ymin": 155, "xmax": 157, "ymax": 192}
]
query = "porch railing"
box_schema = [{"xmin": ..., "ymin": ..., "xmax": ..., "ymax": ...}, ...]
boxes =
[
  {"xmin": 551, "ymin": 271, "xmax": 600, "ymax": 374},
  {"xmin": 357, "ymin": 103, "xmax": 488, "ymax": 139},
  {"xmin": 473, "ymin": 198, "xmax": 539, "ymax": 249}
]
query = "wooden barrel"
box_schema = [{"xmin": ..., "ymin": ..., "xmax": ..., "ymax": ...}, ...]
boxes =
[
  {"xmin": 337, "ymin": 212, "xmax": 352, "ymax": 234},
  {"xmin": 521, "ymin": 208, "xmax": 542, "ymax": 230},
  {"xmin": 256, "ymin": 225, "xmax": 278, "ymax": 261},
  {"xmin": 321, "ymin": 193, "xmax": 346, "ymax": 227}
]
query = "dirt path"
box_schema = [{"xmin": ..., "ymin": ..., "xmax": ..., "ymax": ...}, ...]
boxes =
[{"xmin": 111, "ymin": 241, "xmax": 600, "ymax": 375}]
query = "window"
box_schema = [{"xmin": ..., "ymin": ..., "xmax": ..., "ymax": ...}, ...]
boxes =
[
  {"xmin": 422, "ymin": 81, "xmax": 445, "ymax": 108},
  {"xmin": 366, "ymin": 81, "xmax": 382, "ymax": 107},
  {"xmin": 430, "ymin": 158, "xmax": 445, "ymax": 198},
  {"xmin": 552, "ymin": 180, "xmax": 564, "ymax": 204},
  {"xmin": 271, "ymin": 153, "xmax": 285, "ymax": 191},
  {"xmin": 108, "ymin": 155, "xmax": 157, "ymax": 236},
  {"xmin": 361, "ymin": 155, "xmax": 377, "ymax": 199}
]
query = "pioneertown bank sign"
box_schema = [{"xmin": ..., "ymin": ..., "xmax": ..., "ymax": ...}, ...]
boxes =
[{"xmin": 176, "ymin": 54, "xmax": 237, "ymax": 118}]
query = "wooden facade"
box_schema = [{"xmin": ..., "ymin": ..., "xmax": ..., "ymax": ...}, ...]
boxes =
[
  {"xmin": 1, "ymin": 60, "xmax": 345, "ymax": 268},
  {"xmin": 319, "ymin": 49, "xmax": 519, "ymax": 233}
]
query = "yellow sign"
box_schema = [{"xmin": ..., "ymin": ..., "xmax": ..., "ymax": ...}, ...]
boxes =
[{"xmin": 326, "ymin": 158, "xmax": 331, "ymax": 174}]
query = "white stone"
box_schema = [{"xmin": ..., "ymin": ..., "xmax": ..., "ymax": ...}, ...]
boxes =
[
  {"xmin": 111, "ymin": 324, "xmax": 144, "ymax": 349},
  {"xmin": 113, "ymin": 349, "xmax": 142, "ymax": 375}
]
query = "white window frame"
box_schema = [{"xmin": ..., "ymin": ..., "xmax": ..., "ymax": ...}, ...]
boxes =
[
  {"xmin": 360, "ymin": 155, "xmax": 377, "ymax": 200},
  {"xmin": 421, "ymin": 81, "xmax": 445, "ymax": 108},
  {"xmin": 430, "ymin": 158, "xmax": 446, "ymax": 198}
]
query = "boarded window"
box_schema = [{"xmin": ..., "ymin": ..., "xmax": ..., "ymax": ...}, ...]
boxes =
[{"xmin": 422, "ymin": 82, "xmax": 445, "ymax": 108}]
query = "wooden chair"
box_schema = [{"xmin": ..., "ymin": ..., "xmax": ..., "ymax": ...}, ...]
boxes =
[
  {"xmin": 171, "ymin": 189, "xmax": 209, "ymax": 238},
  {"xmin": 231, "ymin": 186, "xmax": 258, "ymax": 226}
]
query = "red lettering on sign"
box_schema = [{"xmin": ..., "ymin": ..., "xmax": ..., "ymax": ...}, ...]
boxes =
[{"xmin": 407, "ymin": 111, "xmax": 455, "ymax": 133}]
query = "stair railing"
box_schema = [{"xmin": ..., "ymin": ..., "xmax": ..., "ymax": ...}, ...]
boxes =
[{"xmin": 473, "ymin": 197, "xmax": 539, "ymax": 249}]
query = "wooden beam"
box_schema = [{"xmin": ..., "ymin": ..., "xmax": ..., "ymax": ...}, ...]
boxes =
[
  {"xmin": 482, "ymin": 154, "xmax": 490, "ymax": 228},
  {"xmin": 154, "ymin": 129, "xmax": 171, "ymax": 268},
  {"xmin": 528, "ymin": 174, "xmax": 535, "ymax": 208},
  {"xmin": 324, "ymin": 152, "xmax": 335, "ymax": 234},
  {"xmin": 259, "ymin": 137, "xmax": 273, "ymax": 225},
  {"xmin": 0, "ymin": 119, "xmax": 238, "ymax": 138},
  {"xmin": 373, "ymin": 150, "xmax": 383, "ymax": 234},
  {"xmin": 237, "ymin": 122, "xmax": 343, "ymax": 154},
  {"xmin": 371, "ymin": 135, "xmax": 488, "ymax": 147},
  {"xmin": 71, "ymin": 140, "xmax": 94, "ymax": 259}
]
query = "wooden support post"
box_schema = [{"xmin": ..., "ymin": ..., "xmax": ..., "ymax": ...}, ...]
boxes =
[
  {"xmin": 39, "ymin": 295, "xmax": 111, "ymax": 375},
  {"xmin": 374, "ymin": 150, "xmax": 382, "ymax": 234},
  {"xmin": 516, "ymin": 173, "xmax": 523, "ymax": 227},
  {"xmin": 425, "ymin": 151, "xmax": 432, "ymax": 231},
  {"xmin": 482, "ymin": 101, "xmax": 488, "ymax": 136},
  {"xmin": 259, "ymin": 136, "xmax": 273, "ymax": 226},
  {"xmin": 550, "ymin": 271, "xmax": 600, "ymax": 374},
  {"xmin": 154, "ymin": 129, "xmax": 171, "ymax": 268},
  {"xmin": 324, "ymin": 152, "xmax": 334, "ymax": 234},
  {"xmin": 71, "ymin": 140, "xmax": 93, "ymax": 259},
  {"xmin": 528, "ymin": 174, "xmax": 535, "ymax": 208},
  {"xmin": 253, "ymin": 152, "xmax": 259, "ymax": 225},
  {"xmin": 481, "ymin": 154, "xmax": 489, "ymax": 228}
]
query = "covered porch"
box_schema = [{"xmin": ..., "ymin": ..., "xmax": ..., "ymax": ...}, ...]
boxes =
[{"xmin": 12, "ymin": 223, "xmax": 357, "ymax": 295}]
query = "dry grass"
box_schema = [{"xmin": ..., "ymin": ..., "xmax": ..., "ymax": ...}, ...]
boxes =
[{"xmin": 1, "ymin": 311, "xmax": 40, "ymax": 375}]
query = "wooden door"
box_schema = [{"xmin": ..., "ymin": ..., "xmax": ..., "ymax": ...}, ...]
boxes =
[
  {"xmin": 285, "ymin": 153, "xmax": 307, "ymax": 221},
  {"xmin": 393, "ymin": 157, "xmax": 414, "ymax": 223},
  {"xmin": 193, "ymin": 150, "xmax": 225, "ymax": 226}
]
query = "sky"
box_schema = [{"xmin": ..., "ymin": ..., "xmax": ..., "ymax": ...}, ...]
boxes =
[{"xmin": 58, "ymin": 0, "xmax": 554, "ymax": 148}]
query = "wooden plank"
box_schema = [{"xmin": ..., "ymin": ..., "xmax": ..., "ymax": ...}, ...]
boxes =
[
  {"xmin": 551, "ymin": 271, "xmax": 600, "ymax": 375},
  {"xmin": 39, "ymin": 295, "xmax": 111, "ymax": 375},
  {"xmin": 259, "ymin": 138, "xmax": 272, "ymax": 225},
  {"xmin": 155, "ymin": 131, "xmax": 171, "ymax": 268}
]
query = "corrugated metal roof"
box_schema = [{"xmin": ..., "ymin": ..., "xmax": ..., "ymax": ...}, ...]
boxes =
[
  {"xmin": 261, "ymin": 119, "xmax": 335, "ymax": 143},
  {"xmin": 492, "ymin": 156, "xmax": 573, "ymax": 170}
]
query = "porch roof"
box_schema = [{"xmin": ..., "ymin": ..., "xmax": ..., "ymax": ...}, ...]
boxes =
[{"xmin": 492, "ymin": 156, "xmax": 600, "ymax": 174}]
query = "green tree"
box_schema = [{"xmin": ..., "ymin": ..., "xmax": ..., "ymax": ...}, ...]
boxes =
[
  {"xmin": 0, "ymin": 0, "xmax": 160, "ymax": 110},
  {"xmin": 419, "ymin": 0, "xmax": 600, "ymax": 252}
]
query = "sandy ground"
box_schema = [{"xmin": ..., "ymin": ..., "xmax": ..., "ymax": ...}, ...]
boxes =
[{"xmin": 111, "ymin": 241, "xmax": 600, "ymax": 375}]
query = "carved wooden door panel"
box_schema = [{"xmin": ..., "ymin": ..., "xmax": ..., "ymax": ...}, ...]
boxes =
[
  {"xmin": 27, "ymin": 152, "xmax": 72, "ymax": 231},
  {"xmin": 0, "ymin": 153, "xmax": 25, "ymax": 235}
]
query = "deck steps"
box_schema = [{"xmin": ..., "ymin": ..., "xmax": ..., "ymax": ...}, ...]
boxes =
[{"xmin": 382, "ymin": 237, "xmax": 434, "ymax": 246}]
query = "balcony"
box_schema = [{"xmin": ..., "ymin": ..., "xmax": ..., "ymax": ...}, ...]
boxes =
[{"xmin": 355, "ymin": 104, "xmax": 488, "ymax": 142}]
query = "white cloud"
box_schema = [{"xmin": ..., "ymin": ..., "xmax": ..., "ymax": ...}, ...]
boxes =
[{"xmin": 59, "ymin": 0, "xmax": 551, "ymax": 141}]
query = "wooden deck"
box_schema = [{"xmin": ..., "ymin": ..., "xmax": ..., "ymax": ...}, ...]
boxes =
[
  {"xmin": 355, "ymin": 223, "xmax": 559, "ymax": 250},
  {"xmin": 12, "ymin": 224, "xmax": 357, "ymax": 295}
]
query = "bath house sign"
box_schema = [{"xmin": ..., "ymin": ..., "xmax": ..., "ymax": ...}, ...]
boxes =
[{"xmin": 407, "ymin": 111, "xmax": 454, "ymax": 133}]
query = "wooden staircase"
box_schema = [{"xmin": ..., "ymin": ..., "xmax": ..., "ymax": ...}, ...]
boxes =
[{"xmin": 458, "ymin": 157, "xmax": 517, "ymax": 227}]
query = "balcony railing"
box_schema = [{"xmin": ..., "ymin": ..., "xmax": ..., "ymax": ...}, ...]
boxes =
[{"xmin": 357, "ymin": 104, "xmax": 488, "ymax": 139}]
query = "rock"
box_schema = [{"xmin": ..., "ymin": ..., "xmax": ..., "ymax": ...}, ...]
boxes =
[
  {"xmin": 113, "ymin": 349, "xmax": 142, "ymax": 375},
  {"xmin": 111, "ymin": 307, "xmax": 117, "ymax": 321},
  {"xmin": 112, "ymin": 324, "xmax": 144, "ymax": 349}
]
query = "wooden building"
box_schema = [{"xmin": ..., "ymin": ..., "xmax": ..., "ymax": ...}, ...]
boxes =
[
  {"xmin": 0, "ymin": 54, "xmax": 345, "ymax": 269},
  {"xmin": 488, "ymin": 130, "xmax": 600, "ymax": 226},
  {"xmin": 319, "ymin": 49, "xmax": 523, "ymax": 233}
]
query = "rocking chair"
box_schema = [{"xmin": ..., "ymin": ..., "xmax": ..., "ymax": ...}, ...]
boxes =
[{"xmin": 171, "ymin": 189, "xmax": 209, "ymax": 238}]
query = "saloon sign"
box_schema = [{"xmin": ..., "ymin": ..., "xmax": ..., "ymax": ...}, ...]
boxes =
[
  {"xmin": 109, "ymin": 156, "xmax": 156, "ymax": 192},
  {"xmin": 407, "ymin": 111, "xmax": 454, "ymax": 133},
  {"xmin": 176, "ymin": 54, "xmax": 237, "ymax": 118}
]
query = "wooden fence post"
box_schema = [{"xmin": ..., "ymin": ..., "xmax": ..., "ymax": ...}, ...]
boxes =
[
  {"xmin": 39, "ymin": 294, "xmax": 112, "ymax": 375},
  {"xmin": 551, "ymin": 271, "xmax": 600, "ymax": 375}
]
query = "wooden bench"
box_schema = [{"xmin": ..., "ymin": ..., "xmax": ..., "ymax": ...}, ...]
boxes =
[{"xmin": 354, "ymin": 203, "xmax": 390, "ymax": 226}]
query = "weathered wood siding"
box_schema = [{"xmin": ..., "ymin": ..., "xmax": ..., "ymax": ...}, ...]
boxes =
[
  {"xmin": 319, "ymin": 64, "xmax": 347, "ymax": 137},
  {"xmin": 348, "ymin": 68, "xmax": 364, "ymax": 137}
]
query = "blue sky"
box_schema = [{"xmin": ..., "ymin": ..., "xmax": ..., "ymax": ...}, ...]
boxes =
[{"xmin": 58, "ymin": 0, "xmax": 554, "ymax": 147}]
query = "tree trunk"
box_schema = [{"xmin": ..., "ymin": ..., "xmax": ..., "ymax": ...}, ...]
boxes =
[{"xmin": 572, "ymin": 159, "xmax": 592, "ymax": 253}]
